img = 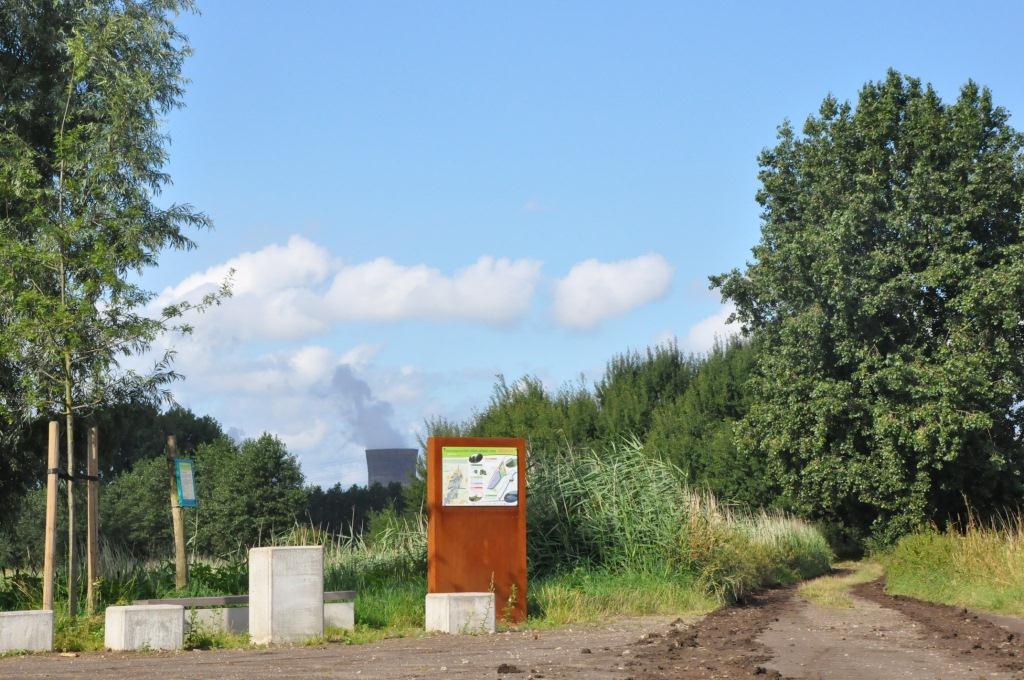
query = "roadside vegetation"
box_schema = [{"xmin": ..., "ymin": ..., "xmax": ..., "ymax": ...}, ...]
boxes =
[
  {"xmin": 0, "ymin": 439, "xmax": 830, "ymax": 651},
  {"xmin": 883, "ymin": 515, "xmax": 1024, "ymax": 616}
]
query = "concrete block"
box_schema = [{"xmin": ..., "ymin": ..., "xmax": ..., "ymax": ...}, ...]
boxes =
[
  {"xmin": 249, "ymin": 545, "xmax": 324, "ymax": 644},
  {"xmin": 425, "ymin": 593, "xmax": 495, "ymax": 634},
  {"xmin": 0, "ymin": 610, "xmax": 53, "ymax": 652},
  {"xmin": 104, "ymin": 605, "xmax": 184, "ymax": 651},
  {"xmin": 324, "ymin": 602, "xmax": 354, "ymax": 631},
  {"xmin": 185, "ymin": 607, "xmax": 249, "ymax": 635}
]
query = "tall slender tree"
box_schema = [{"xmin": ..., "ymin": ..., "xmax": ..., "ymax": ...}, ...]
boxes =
[{"xmin": 0, "ymin": 0, "xmax": 224, "ymax": 612}]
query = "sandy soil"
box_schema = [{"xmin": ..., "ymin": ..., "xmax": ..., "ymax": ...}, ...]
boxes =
[{"xmin": 4, "ymin": 579, "xmax": 1024, "ymax": 679}]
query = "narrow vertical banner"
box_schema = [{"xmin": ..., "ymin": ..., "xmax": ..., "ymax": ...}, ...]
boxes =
[
  {"xmin": 166, "ymin": 435, "xmax": 188, "ymax": 589},
  {"xmin": 42, "ymin": 421, "xmax": 59, "ymax": 611},
  {"xmin": 174, "ymin": 458, "xmax": 198, "ymax": 509},
  {"xmin": 427, "ymin": 437, "xmax": 527, "ymax": 623},
  {"xmin": 86, "ymin": 427, "xmax": 100, "ymax": 614}
]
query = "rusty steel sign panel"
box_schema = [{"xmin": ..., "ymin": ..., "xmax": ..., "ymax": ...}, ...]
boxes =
[{"xmin": 427, "ymin": 437, "xmax": 527, "ymax": 623}]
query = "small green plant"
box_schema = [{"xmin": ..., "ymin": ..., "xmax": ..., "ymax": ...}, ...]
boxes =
[{"xmin": 501, "ymin": 583, "xmax": 519, "ymax": 624}]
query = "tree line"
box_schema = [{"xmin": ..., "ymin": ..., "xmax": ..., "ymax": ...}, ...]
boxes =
[
  {"xmin": 0, "ymin": 403, "xmax": 405, "ymax": 567},
  {"xmin": 1, "ymin": 2, "xmax": 1021, "ymax": 562}
]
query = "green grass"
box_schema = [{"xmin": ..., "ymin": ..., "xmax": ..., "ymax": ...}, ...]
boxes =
[
  {"xmin": 54, "ymin": 613, "xmax": 105, "ymax": 652},
  {"xmin": 797, "ymin": 560, "xmax": 883, "ymax": 608},
  {"xmin": 526, "ymin": 569, "xmax": 716, "ymax": 628},
  {"xmin": 884, "ymin": 516, "xmax": 1024, "ymax": 616}
]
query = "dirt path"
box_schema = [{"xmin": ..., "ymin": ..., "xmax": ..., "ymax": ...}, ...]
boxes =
[
  {"xmin": 5, "ymin": 579, "xmax": 1024, "ymax": 679},
  {"xmin": 626, "ymin": 580, "xmax": 1024, "ymax": 679},
  {"xmin": 0, "ymin": 615, "xmax": 691, "ymax": 680}
]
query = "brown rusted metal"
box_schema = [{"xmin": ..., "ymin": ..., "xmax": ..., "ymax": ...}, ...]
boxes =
[{"xmin": 427, "ymin": 436, "xmax": 527, "ymax": 623}]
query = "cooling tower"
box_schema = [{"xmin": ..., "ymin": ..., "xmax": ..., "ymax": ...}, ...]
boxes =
[{"xmin": 365, "ymin": 448, "xmax": 418, "ymax": 486}]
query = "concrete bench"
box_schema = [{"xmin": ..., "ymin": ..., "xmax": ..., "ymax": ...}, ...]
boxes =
[
  {"xmin": 0, "ymin": 610, "xmax": 53, "ymax": 653},
  {"xmin": 134, "ymin": 590, "xmax": 357, "ymax": 636}
]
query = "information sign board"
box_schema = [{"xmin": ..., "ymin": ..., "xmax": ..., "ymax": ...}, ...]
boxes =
[
  {"xmin": 174, "ymin": 458, "xmax": 197, "ymax": 508},
  {"xmin": 428, "ymin": 437, "xmax": 527, "ymax": 622},
  {"xmin": 441, "ymin": 446, "xmax": 518, "ymax": 506}
]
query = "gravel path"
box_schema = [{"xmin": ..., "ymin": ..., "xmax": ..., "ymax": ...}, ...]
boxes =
[{"xmin": 4, "ymin": 578, "xmax": 1024, "ymax": 679}]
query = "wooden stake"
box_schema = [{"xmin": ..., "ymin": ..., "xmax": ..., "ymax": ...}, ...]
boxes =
[
  {"xmin": 66, "ymin": 415, "xmax": 76, "ymax": 617},
  {"xmin": 86, "ymin": 427, "xmax": 100, "ymax": 614},
  {"xmin": 42, "ymin": 421, "xmax": 59, "ymax": 611},
  {"xmin": 166, "ymin": 435, "xmax": 188, "ymax": 590}
]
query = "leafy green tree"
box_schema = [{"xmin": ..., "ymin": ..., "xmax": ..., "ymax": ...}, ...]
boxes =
[
  {"xmin": 713, "ymin": 71, "xmax": 1024, "ymax": 541},
  {"xmin": 596, "ymin": 343, "xmax": 698, "ymax": 440},
  {"xmin": 0, "ymin": 0, "xmax": 215, "ymax": 440},
  {"xmin": 305, "ymin": 481, "xmax": 406, "ymax": 536},
  {"xmin": 193, "ymin": 435, "xmax": 307, "ymax": 556},
  {"xmin": 645, "ymin": 338, "xmax": 767, "ymax": 505},
  {"xmin": 463, "ymin": 376, "xmax": 600, "ymax": 455},
  {"xmin": 100, "ymin": 456, "xmax": 169, "ymax": 557},
  {"xmin": 0, "ymin": 1, "xmax": 223, "ymax": 608}
]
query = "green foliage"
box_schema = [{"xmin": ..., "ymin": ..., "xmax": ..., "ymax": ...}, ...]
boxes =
[
  {"xmin": 713, "ymin": 70, "xmax": 1024, "ymax": 542},
  {"xmin": 435, "ymin": 339, "xmax": 774, "ymax": 514},
  {"xmin": 441, "ymin": 342, "xmax": 728, "ymax": 462},
  {"xmin": 527, "ymin": 569, "xmax": 715, "ymax": 626},
  {"xmin": 596, "ymin": 343, "xmax": 698, "ymax": 439},
  {"xmin": 305, "ymin": 481, "xmax": 406, "ymax": 536},
  {"xmin": 0, "ymin": 0, "xmax": 217, "ymax": 426},
  {"xmin": 192, "ymin": 435, "xmax": 307, "ymax": 556},
  {"xmin": 464, "ymin": 376, "xmax": 601, "ymax": 454},
  {"xmin": 526, "ymin": 439, "xmax": 831, "ymax": 600},
  {"xmin": 0, "ymin": 432, "xmax": 308, "ymax": 566},
  {"xmin": 645, "ymin": 338, "xmax": 766, "ymax": 505},
  {"xmin": 0, "ymin": 404, "xmax": 223, "ymax": 568},
  {"xmin": 101, "ymin": 456, "xmax": 169, "ymax": 558}
]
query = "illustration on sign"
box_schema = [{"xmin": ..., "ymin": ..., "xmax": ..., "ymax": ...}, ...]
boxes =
[
  {"xmin": 441, "ymin": 446, "xmax": 518, "ymax": 506},
  {"xmin": 175, "ymin": 458, "xmax": 197, "ymax": 508}
]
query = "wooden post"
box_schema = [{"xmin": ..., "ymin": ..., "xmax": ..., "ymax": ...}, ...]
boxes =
[
  {"xmin": 42, "ymin": 421, "xmax": 59, "ymax": 611},
  {"xmin": 86, "ymin": 427, "xmax": 100, "ymax": 614},
  {"xmin": 166, "ymin": 435, "xmax": 187, "ymax": 590},
  {"xmin": 66, "ymin": 418, "xmax": 76, "ymax": 617}
]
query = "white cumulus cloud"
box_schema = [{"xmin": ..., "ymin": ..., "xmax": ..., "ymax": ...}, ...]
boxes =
[
  {"xmin": 553, "ymin": 253, "xmax": 674, "ymax": 329},
  {"xmin": 155, "ymin": 236, "xmax": 544, "ymax": 344},
  {"xmin": 654, "ymin": 304, "xmax": 738, "ymax": 354},
  {"xmin": 684, "ymin": 303, "xmax": 738, "ymax": 352},
  {"xmin": 324, "ymin": 256, "xmax": 542, "ymax": 324}
]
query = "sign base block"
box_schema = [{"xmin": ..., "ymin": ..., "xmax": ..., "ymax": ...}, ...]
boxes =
[
  {"xmin": 104, "ymin": 605, "xmax": 184, "ymax": 651},
  {"xmin": 425, "ymin": 593, "xmax": 495, "ymax": 634}
]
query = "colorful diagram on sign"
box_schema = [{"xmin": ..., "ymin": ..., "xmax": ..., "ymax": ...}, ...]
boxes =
[{"xmin": 441, "ymin": 446, "xmax": 518, "ymax": 506}]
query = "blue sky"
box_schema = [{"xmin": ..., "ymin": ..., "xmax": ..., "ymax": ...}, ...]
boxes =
[{"xmin": 144, "ymin": 1, "xmax": 1024, "ymax": 487}]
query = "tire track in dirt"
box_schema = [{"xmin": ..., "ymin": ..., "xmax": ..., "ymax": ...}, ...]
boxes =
[
  {"xmin": 852, "ymin": 580, "xmax": 1024, "ymax": 676},
  {"xmin": 625, "ymin": 579, "xmax": 1024, "ymax": 679}
]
